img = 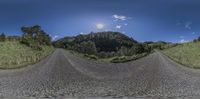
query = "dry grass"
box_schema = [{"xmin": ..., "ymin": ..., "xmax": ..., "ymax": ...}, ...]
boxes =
[
  {"xmin": 163, "ymin": 42, "xmax": 200, "ymax": 68},
  {"xmin": 0, "ymin": 41, "xmax": 54, "ymax": 69}
]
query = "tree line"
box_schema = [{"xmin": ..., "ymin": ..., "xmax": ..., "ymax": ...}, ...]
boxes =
[{"xmin": 0, "ymin": 33, "xmax": 21, "ymax": 42}]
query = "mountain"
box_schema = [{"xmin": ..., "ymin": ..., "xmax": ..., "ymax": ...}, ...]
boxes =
[{"xmin": 53, "ymin": 32, "xmax": 138, "ymax": 52}]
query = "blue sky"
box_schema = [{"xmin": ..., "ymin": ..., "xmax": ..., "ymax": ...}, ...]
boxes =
[{"xmin": 0, "ymin": 0, "xmax": 200, "ymax": 42}]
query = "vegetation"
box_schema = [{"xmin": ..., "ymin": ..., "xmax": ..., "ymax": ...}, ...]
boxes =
[
  {"xmin": 144, "ymin": 41, "xmax": 177, "ymax": 50},
  {"xmin": 20, "ymin": 25, "xmax": 51, "ymax": 50},
  {"xmin": 193, "ymin": 36, "xmax": 200, "ymax": 43},
  {"xmin": 54, "ymin": 32, "xmax": 169, "ymax": 63},
  {"xmin": 0, "ymin": 33, "xmax": 6, "ymax": 42},
  {"xmin": 110, "ymin": 53, "xmax": 147, "ymax": 63},
  {"xmin": 0, "ymin": 25, "xmax": 54, "ymax": 69},
  {"xmin": 53, "ymin": 32, "xmax": 138, "ymax": 52},
  {"xmin": 163, "ymin": 40, "xmax": 200, "ymax": 69},
  {"xmin": 0, "ymin": 41, "xmax": 53, "ymax": 69},
  {"xmin": 74, "ymin": 41, "xmax": 97, "ymax": 55}
]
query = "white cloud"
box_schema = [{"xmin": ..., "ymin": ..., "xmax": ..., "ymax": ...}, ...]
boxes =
[
  {"xmin": 124, "ymin": 23, "xmax": 128, "ymax": 26},
  {"xmin": 192, "ymin": 32, "xmax": 195, "ymax": 35},
  {"xmin": 176, "ymin": 20, "xmax": 193, "ymax": 30},
  {"xmin": 116, "ymin": 25, "xmax": 122, "ymax": 29},
  {"xmin": 185, "ymin": 22, "xmax": 192, "ymax": 30},
  {"xmin": 80, "ymin": 32, "xmax": 84, "ymax": 34},
  {"xmin": 52, "ymin": 35, "xmax": 59, "ymax": 41},
  {"xmin": 112, "ymin": 14, "xmax": 131, "ymax": 21},
  {"xmin": 179, "ymin": 39, "xmax": 189, "ymax": 43},
  {"xmin": 80, "ymin": 32, "xmax": 88, "ymax": 35}
]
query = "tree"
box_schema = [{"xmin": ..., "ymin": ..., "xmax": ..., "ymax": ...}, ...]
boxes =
[
  {"xmin": 20, "ymin": 25, "xmax": 51, "ymax": 48},
  {"xmin": 0, "ymin": 33, "xmax": 6, "ymax": 42},
  {"xmin": 198, "ymin": 36, "xmax": 200, "ymax": 41},
  {"xmin": 75, "ymin": 41, "xmax": 97, "ymax": 55},
  {"xmin": 193, "ymin": 39, "xmax": 198, "ymax": 43},
  {"xmin": 130, "ymin": 44, "xmax": 144, "ymax": 54}
]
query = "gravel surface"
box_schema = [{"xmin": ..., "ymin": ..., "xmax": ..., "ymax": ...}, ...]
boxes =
[{"xmin": 0, "ymin": 49, "xmax": 200, "ymax": 98}]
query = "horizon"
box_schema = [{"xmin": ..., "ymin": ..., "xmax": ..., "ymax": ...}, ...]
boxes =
[{"xmin": 1, "ymin": 0, "xmax": 200, "ymax": 43}]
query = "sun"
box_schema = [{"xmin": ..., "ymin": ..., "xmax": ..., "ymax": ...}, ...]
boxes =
[{"xmin": 96, "ymin": 23, "xmax": 104, "ymax": 29}]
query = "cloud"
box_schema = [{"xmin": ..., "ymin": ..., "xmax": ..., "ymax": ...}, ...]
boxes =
[
  {"xmin": 80, "ymin": 32, "xmax": 90, "ymax": 35},
  {"xmin": 112, "ymin": 14, "xmax": 131, "ymax": 21},
  {"xmin": 192, "ymin": 32, "xmax": 195, "ymax": 35},
  {"xmin": 80, "ymin": 32, "xmax": 87, "ymax": 35},
  {"xmin": 116, "ymin": 25, "xmax": 122, "ymax": 29},
  {"xmin": 124, "ymin": 23, "xmax": 128, "ymax": 26},
  {"xmin": 179, "ymin": 39, "xmax": 189, "ymax": 43},
  {"xmin": 52, "ymin": 35, "xmax": 59, "ymax": 41},
  {"xmin": 179, "ymin": 36, "xmax": 189, "ymax": 43},
  {"xmin": 185, "ymin": 22, "xmax": 192, "ymax": 30},
  {"xmin": 176, "ymin": 20, "xmax": 193, "ymax": 30}
]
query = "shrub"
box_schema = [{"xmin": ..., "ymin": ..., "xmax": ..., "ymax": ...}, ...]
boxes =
[
  {"xmin": 110, "ymin": 56, "xmax": 127, "ymax": 63},
  {"xmin": 84, "ymin": 54, "xmax": 98, "ymax": 60}
]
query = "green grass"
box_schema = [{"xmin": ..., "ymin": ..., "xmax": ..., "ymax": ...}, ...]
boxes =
[
  {"xmin": 69, "ymin": 50, "xmax": 147, "ymax": 63},
  {"xmin": 0, "ymin": 41, "xmax": 54, "ymax": 69},
  {"xmin": 110, "ymin": 53, "xmax": 148, "ymax": 63},
  {"xmin": 163, "ymin": 42, "xmax": 200, "ymax": 69}
]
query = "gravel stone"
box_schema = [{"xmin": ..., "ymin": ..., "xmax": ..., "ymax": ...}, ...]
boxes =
[{"xmin": 0, "ymin": 49, "xmax": 200, "ymax": 98}]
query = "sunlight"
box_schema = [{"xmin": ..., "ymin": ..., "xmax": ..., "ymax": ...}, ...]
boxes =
[{"xmin": 96, "ymin": 23, "xmax": 104, "ymax": 29}]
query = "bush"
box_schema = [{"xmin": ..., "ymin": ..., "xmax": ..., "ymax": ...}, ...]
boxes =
[
  {"xmin": 110, "ymin": 53, "xmax": 147, "ymax": 63},
  {"xmin": 110, "ymin": 56, "xmax": 127, "ymax": 63},
  {"xmin": 84, "ymin": 54, "xmax": 98, "ymax": 60}
]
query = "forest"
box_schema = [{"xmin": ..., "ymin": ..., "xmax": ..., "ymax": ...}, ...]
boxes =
[{"xmin": 53, "ymin": 32, "xmax": 175, "ymax": 62}]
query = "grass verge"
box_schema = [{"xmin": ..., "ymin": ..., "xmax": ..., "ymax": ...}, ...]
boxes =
[
  {"xmin": 69, "ymin": 50, "xmax": 148, "ymax": 63},
  {"xmin": 0, "ymin": 41, "xmax": 54, "ymax": 69},
  {"xmin": 162, "ymin": 42, "xmax": 200, "ymax": 69},
  {"xmin": 110, "ymin": 53, "xmax": 148, "ymax": 63}
]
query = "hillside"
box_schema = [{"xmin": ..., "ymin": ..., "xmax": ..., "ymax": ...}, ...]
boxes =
[
  {"xmin": 54, "ymin": 32, "xmax": 152, "ymax": 63},
  {"xmin": 163, "ymin": 42, "xmax": 200, "ymax": 68},
  {"xmin": 54, "ymin": 32, "xmax": 138, "ymax": 52},
  {"xmin": 144, "ymin": 41, "xmax": 176, "ymax": 50}
]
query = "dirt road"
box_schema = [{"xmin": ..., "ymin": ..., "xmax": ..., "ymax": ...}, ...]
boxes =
[{"xmin": 0, "ymin": 49, "xmax": 200, "ymax": 98}]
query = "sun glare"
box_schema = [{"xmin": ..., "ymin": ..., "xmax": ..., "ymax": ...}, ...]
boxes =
[{"xmin": 96, "ymin": 23, "xmax": 104, "ymax": 29}]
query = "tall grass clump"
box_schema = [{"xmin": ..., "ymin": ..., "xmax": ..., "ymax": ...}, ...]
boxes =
[{"xmin": 0, "ymin": 41, "xmax": 54, "ymax": 69}]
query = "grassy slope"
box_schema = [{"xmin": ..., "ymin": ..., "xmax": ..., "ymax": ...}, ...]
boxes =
[
  {"xmin": 0, "ymin": 41, "xmax": 54, "ymax": 69},
  {"xmin": 163, "ymin": 42, "xmax": 200, "ymax": 68}
]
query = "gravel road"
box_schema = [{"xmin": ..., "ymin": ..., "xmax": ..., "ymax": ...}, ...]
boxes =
[{"xmin": 0, "ymin": 49, "xmax": 200, "ymax": 98}]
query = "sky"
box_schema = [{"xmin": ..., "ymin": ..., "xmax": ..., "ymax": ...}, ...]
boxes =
[{"xmin": 0, "ymin": 0, "xmax": 200, "ymax": 42}]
